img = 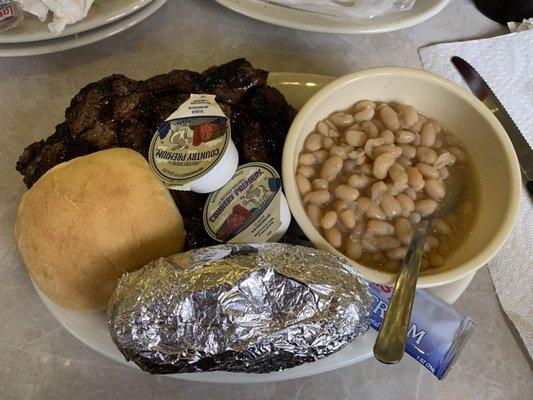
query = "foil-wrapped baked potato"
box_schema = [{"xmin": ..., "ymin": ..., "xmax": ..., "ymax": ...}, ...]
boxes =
[{"xmin": 108, "ymin": 243, "xmax": 371, "ymax": 374}]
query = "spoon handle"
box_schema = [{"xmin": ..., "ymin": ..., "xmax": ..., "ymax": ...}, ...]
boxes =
[{"xmin": 373, "ymin": 219, "xmax": 431, "ymax": 364}]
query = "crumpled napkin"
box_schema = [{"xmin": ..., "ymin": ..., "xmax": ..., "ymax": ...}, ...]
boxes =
[
  {"xmin": 263, "ymin": 0, "xmax": 415, "ymax": 19},
  {"xmin": 419, "ymin": 30, "xmax": 533, "ymax": 357},
  {"xmin": 508, "ymin": 18, "xmax": 533, "ymax": 33},
  {"xmin": 20, "ymin": 0, "xmax": 49, "ymax": 22},
  {"xmin": 22, "ymin": 0, "xmax": 95, "ymax": 33}
]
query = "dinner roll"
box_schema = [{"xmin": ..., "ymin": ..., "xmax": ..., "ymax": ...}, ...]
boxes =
[{"xmin": 16, "ymin": 148, "xmax": 186, "ymax": 312}]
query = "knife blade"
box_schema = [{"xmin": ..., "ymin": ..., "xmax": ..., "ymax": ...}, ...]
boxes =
[{"xmin": 451, "ymin": 56, "xmax": 533, "ymax": 195}]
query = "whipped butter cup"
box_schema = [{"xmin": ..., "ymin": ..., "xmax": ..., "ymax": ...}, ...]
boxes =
[
  {"xmin": 149, "ymin": 94, "xmax": 238, "ymax": 193},
  {"xmin": 203, "ymin": 162, "xmax": 291, "ymax": 243}
]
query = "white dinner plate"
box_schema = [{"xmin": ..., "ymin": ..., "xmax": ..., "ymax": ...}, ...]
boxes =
[
  {"xmin": 34, "ymin": 72, "xmax": 475, "ymax": 383},
  {"xmin": 0, "ymin": 0, "xmax": 167, "ymax": 57},
  {"xmin": 214, "ymin": 0, "xmax": 450, "ymax": 34},
  {"xmin": 0, "ymin": 0, "xmax": 155, "ymax": 44}
]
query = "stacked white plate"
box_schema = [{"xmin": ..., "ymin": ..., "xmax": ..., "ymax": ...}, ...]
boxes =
[
  {"xmin": 0, "ymin": 0, "xmax": 168, "ymax": 57},
  {"xmin": 215, "ymin": 0, "xmax": 450, "ymax": 34}
]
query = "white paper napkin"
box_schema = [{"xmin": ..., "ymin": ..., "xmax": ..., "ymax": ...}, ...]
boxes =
[
  {"xmin": 419, "ymin": 30, "xmax": 533, "ymax": 357},
  {"xmin": 21, "ymin": 0, "xmax": 49, "ymax": 22},
  {"xmin": 22, "ymin": 0, "xmax": 94, "ymax": 33},
  {"xmin": 508, "ymin": 18, "xmax": 533, "ymax": 33}
]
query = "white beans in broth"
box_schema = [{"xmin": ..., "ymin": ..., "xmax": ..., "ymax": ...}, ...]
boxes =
[{"xmin": 296, "ymin": 100, "xmax": 478, "ymax": 273}]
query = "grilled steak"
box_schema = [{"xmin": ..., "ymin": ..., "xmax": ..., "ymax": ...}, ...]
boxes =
[{"xmin": 16, "ymin": 59, "xmax": 297, "ymax": 250}]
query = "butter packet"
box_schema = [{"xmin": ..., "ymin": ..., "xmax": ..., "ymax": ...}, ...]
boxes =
[
  {"xmin": 0, "ymin": 0, "xmax": 23, "ymax": 32},
  {"xmin": 368, "ymin": 282, "xmax": 475, "ymax": 379},
  {"xmin": 149, "ymin": 94, "xmax": 238, "ymax": 194},
  {"xmin": 203, "ymin": 162, "xmax": 291, "ymax": 243}
]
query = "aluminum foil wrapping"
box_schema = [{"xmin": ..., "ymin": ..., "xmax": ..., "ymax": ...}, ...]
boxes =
[{"xmin": 108, "ymin": 243, "xmax": 371, "ymax": 374}]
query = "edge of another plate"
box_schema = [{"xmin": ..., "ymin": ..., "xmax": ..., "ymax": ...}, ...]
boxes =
[
  {"xmin": 0, "ymin": 0, "xmax": 167, "ymax": 57},
  {"xmin": 0, "ymin": 0, "xmax": 155, "ymax": 44},
  {"xmin": 214, "ymin": 0, "xmax": 450, "ymax": 34}
]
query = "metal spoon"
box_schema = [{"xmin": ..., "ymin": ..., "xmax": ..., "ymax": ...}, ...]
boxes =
[{"xmin": 373, "ymin": 167, "xmax": 465, "ymax": 364}]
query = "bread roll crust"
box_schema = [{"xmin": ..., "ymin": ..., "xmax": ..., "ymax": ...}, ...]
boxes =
[{"xmin": 16, "ymin": 148, "xmax": 185, "ymax": 312}]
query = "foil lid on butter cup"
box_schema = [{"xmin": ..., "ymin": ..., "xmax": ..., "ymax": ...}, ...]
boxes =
[
  {"xmin": 149, "ymin": 94, "xmax": 238, "ymax": 193},
  {"xmin": 107, "ymin": 243, "xmax": 371, "ymax": 374},
  {"xmin": 203, "ymin": 162, "xmax": 291, "ymax": 243}
]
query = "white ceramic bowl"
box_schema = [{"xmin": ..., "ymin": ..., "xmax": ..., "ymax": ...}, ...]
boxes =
[{"xmin": 282, "ymin": 67, "xmax": 521, "ymax": 288}]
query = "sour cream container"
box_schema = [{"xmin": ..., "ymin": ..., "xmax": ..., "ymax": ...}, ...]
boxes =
[
  {"xmin": 203, "ymin": 162, "xmax": 291, "ymax": 243},
  {"xmin": 149, "ymin": 94, "xmax": 238, "ymax": 193}
]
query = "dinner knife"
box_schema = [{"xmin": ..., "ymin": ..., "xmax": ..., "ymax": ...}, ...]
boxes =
[{"xmin": 451, "ymin": 56, "xmax": 533, "ymax": 196}]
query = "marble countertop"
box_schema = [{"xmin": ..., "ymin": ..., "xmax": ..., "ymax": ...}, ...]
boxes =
[{"xmin": 1, "ymin": 0, "xmax": 531, "ymax": 399}]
